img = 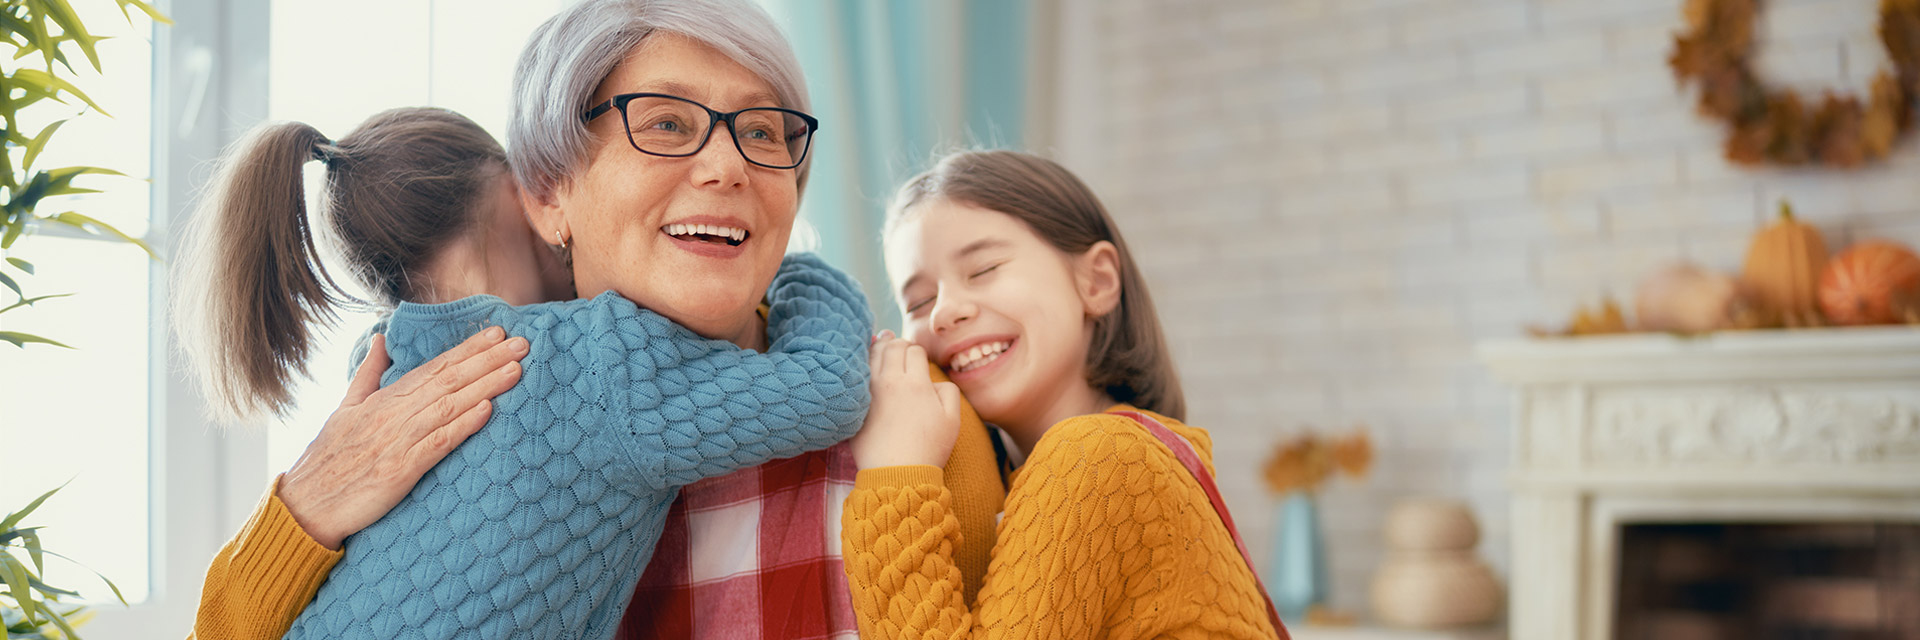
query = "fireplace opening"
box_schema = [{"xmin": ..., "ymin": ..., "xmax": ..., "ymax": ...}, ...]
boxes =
[{"xmin": 1614, "ymin": 522, "xmax": 1919, "ymax": 639}]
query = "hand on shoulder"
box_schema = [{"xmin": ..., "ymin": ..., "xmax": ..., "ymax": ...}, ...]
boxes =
[{"xmin": 280, "ymin": 328, "xmax": 526, "ymax": 549}]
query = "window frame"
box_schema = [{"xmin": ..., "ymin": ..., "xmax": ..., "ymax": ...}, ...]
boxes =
[{"xmin": 77, "ymin": 0, "xmax": 273, "ymax": 633}]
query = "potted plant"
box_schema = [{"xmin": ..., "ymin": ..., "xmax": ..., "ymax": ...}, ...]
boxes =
[
  {"xmin": 0, "ymin": 0, "xmax": 167, "ymax": 348},
  {"xmin": 2, "ymin": 485, "xmax": 126, "ymax": 639},
  {"xmin": 2, "ymin": 1, "xmax": 167, "ymax": 637}
]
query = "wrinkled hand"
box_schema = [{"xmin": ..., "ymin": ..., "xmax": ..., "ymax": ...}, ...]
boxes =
[
  {"xmin": 850, "ymin": 332, "xmax": 963, "ymax": 470},
  {"xmin": 278, "ymin": 327, "xmax": 527, "ymax": 550}
]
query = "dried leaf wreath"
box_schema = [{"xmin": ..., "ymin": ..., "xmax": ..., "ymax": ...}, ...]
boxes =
[{"xmin": 1669, "ymin": 0, "xmax": 1920, "ymax": 167}]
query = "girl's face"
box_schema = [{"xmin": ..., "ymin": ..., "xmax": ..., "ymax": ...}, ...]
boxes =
[{"xmin": 884, "ymin": 199, "xmax": 1121, "ymax": 433}]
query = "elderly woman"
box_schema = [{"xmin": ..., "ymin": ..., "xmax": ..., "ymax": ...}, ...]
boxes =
[{"xmin": 187, "ymin": 1, "xmax": 1005, "ymax": 638}]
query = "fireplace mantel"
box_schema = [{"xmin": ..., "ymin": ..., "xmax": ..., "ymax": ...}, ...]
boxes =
[{"xmin": 1478, "ymin": 327, "xmax": 1920, "ymax": 639}]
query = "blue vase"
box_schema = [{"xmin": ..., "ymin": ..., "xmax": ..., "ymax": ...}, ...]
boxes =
[{"xmin": 1268, "ymin": 491, "xmax": 1328, "ymax": 622}]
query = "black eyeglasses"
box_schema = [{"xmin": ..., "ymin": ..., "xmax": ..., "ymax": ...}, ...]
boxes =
[{"xmin": 582, "ymin": 93, "xmax": 818, "ymax": 170}]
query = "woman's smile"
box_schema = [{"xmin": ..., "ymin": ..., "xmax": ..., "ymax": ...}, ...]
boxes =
[{"xmin": 661, "ymin": 215, "xmax": 753, "ymax": 258}]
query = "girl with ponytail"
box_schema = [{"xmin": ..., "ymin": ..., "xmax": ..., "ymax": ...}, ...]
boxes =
[{"xmin": 174, "ymin": 108, "xmax": 568, "ymax": 423}]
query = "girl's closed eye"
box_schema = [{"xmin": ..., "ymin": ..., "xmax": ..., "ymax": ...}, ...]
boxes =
[
  {"xmin": 969, "ymin": 262, "xmax": 1002, "ymax": 279},
  {"xmin": 904, "ymin": 294, "xmax": 935, "ymax": 316}
]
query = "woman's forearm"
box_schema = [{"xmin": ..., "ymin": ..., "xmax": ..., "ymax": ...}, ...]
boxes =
[{"xmin": 188, "ymin": 476, "xmax": 342, "ymax": 640}]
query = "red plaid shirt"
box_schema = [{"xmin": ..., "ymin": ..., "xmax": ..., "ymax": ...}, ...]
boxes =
[{"xmin": 618, "ymin": 441, "xmax": 860, "ymax": 639}]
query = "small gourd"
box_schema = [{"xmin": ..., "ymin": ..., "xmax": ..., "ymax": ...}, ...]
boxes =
[
  {"xmin": 1819, "ymin": 240, "xmax": 1920, "ymax": 326},
  {"xmin": 1741, "ymin": 201, "xmax": 1829, "ymax": 327},
  {"xmin": 1634, "ymin": 262, "xmax": 1765, "ymax": 333}
]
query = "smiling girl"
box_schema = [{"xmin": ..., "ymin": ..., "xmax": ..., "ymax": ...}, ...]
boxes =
[{"xmin": 842, "ymin": 150, "xmax": 1289, "ymax": 639}]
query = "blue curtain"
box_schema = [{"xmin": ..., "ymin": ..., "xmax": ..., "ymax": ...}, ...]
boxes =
[{"xmin": 763, "ymin": 0, "xmax": 1031, "ymax": 331}]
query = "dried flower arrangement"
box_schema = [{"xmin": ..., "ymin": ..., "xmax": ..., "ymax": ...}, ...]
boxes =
[{"xmin": 1261, "ymin": 428, "xmax": 1374, "ymax": 495}]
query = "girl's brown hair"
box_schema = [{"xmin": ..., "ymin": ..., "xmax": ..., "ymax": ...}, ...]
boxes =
[
  {"xmin": 173, "ymin": 107, "xmax": 509, "ymax": 423},
  {"xmin": 887, "ymin": 150, "xmax": 1186, "ymax": 421}
]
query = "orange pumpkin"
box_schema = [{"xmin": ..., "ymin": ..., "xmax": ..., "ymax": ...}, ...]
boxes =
[
  {"xmin": 1819, "ymin": 240, "xmax": 1920, "ymax": 326},
  {"xmin": 1741, "ymin": 201, "xmax": 1829, "ymax": 326}
]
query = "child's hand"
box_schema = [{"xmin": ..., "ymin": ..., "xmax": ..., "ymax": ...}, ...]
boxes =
[{"xmin": 852, "ymin": 331, "xmax": 963, "ymax": 469}]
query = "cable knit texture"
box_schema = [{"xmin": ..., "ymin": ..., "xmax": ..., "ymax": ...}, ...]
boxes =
[
  {"xmin": 843, "ymin": 407, "xmax": 1282, "ymax": 640},
  {"xmin": 187, "ymin": 363, "xmax": 1006, "ymax": 640},
  {"xmin": 925, "ymin": 363, "xmax": 1006, "ymax": 606},
  {"xmin": 284, "ymin": 253, "xmax": 872, "ymax": 640}
]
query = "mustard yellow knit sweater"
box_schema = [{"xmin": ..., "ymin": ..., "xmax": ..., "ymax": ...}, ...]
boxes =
[
  {"xmin": 842, "ymin": 407, "xmax": 1281, "ymax": 640},
  {"xmin": 190, "ymin": 364, "xmax": 1005, "ymax": 640}
]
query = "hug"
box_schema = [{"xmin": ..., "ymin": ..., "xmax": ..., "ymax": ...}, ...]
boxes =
[{"xmin": 177, "ymin": 0, "xmax": 1285, "ymax": 638}]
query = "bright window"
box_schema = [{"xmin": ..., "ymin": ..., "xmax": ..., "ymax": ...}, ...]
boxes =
[{"xmin": 0, "ymin": 2, "xmax": 157, "ymax": 605}]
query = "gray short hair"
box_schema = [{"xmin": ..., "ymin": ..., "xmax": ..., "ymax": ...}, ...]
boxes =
[{"xmin": 507, "ymin": 0, "xmax": 812, "ymax": 204}]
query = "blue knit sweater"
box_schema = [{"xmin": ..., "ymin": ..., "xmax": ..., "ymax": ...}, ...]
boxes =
[{"xmin": 284, "ymin": 253, "xmax": 872, "ymax": 639}]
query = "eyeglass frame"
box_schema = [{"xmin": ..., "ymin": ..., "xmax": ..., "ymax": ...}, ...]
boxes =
[{"xmin": 581, "ymin": 92, "xmax": 820, "ymax": 170}]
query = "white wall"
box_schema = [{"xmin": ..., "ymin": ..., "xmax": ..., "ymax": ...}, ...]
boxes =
[{"xmin": 1048, "ymin": 0, "xmax": 1920, "ymax": 613}]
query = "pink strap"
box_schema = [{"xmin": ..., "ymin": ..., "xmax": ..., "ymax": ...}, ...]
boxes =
[{"xmin": 1109, "ymin": 410, "xmax": 1290, "ymax": 640}]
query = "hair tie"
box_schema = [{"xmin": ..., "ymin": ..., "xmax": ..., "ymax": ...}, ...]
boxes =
[{"xmin": 313, "ymin": 140, "xmax": 341, "ymax": 164}]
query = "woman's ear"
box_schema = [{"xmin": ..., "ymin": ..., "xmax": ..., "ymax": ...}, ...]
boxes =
[
  {"xmin": 520, "ymin": 180, "xmax": 569, "ymax": 246},
  {"xmin": 1075, "ymin": 240, "xmax": 1122, "ymax": 319}
]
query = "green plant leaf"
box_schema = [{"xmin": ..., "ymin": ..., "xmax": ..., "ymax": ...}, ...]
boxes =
[
  {"xmin": 22, "ymin": 0, "xmax": 59, "ymax": 71},
  {"xmin": 37, "ymin": 0, "xmax": 104, "ymax": 73},
  {"xmin": 0, "ymin": 526, "xmax": 43, "ymax": 545},
  {"xmin": 48, "ymin": 212, "xmax": 154, "ymax": 260},
  {"xmin": 42, "ymin": 603, "xmax": 81, "ymax": 640},
  {"xmin": 0, "ymin": 270, "xmax": 21, "ymax": 298},
  {"xmin": 7, "ymin": 257, "xmax": 34, "ymax": 274},
  {"xmin": 21, "ymin": 120, "xmax": 65, "ymax": 175},
  {"xmin": 21, "ymin": 530, "xmax": 43, "ymax": 576},
  {"xmin": 1, "ymin": 293, "xmax": 72, "ymax": 315},
  {"xmin": 43, "ymin": 165, "xmax": 128, "ymax": 199},
  {"xmin": 0, "ymin": 332, "xmax": 74, "ymax": 349},
  {"xmin": 8, "ymin": 68, "xmax": 108, "ymax": 116},
  {"xmin": 30, "ymin": 548, "xmax": 125, "ymax": 607},
  {"xmin": 6, "ymin": 82, "xmax": 68, "ymax": 113},
  {"xmin": 0, "ymin": 145, "xmax": 13, "ymax": 193},
  {"xmin": 0, "ymin": 483, "xmax": 67, "ymax": 534},
  {"xmin": 26, "ymin": 575, "xmax": 78, "ymax": 598},
  {"xmin": 0, "ymin": 551, "xmax": 39, "ymax": 626},
  {"xmin": 1, "ymin": 217, "xmax": 23, "ymax": 249},
  {"xmin": 41, "ymin": 603, "xmax": 81, "ymax": 638},
  {"xmin": 116, "ymin": 0, "xmax": 170, "ymax": 25},
  {"xmin": 0, "ymin": 13, "xmax": 38, "ymax": 50},
  {"xmin": 9, "ymin": 36, "xmax": 76, "ymax": 74},
  {"xmin": 46, "ymin": 166, "xmax": 126, "ymax": 178}
]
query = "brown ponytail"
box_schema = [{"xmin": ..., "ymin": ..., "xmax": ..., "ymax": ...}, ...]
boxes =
[
  {"xmin": 887, "ymin": 150, "xmax": 1187, "ymax": 421},
  {"xmin": 174, "ymin": 107, "xmax": 509, "ymax": 423}
]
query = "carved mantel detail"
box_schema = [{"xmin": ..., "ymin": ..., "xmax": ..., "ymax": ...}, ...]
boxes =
[{"xmin": 1588, "ymin": 390, "xmax": 1920, "ymax": 465}]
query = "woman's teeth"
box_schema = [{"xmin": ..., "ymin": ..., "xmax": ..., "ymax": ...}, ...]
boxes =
[
  {"xmin": 949, "ymin": 341, "xmax": 1010, "ymax": 373},
  {"xmin": 664, "ymin": 223, "xmax": 748, "ymax": 245}
]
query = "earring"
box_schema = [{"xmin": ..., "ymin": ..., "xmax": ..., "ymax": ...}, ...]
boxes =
[{"xmin": 555, "ymin": 229, "xmax": 569, "ymax": 249}]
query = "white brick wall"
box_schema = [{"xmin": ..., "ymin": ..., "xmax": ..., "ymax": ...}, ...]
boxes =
[{"xmin": 1049, "ymin": 0, "xmax": 1920, "ymax": 616}]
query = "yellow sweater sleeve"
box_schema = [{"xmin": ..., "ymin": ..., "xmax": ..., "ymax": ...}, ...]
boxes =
[
  {"xmin": 844, "ymin": 420, "xmax": 1134, "ymax": 639},
  {"xmin": 930, "ymin": 363, "xmax": 1004, "ymax": 605},
  {"xmin": 843, "ymin": 413, "xmax": 1280, "ymax": 640},
  {"xmin": 188, "ymin": 475, "xmax": 342, "ymax": 640}
]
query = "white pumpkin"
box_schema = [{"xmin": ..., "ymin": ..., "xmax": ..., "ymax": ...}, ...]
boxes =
[{"xmin": 1634, "ymin": 262, "xmax": 1756, "ymax": 333}]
